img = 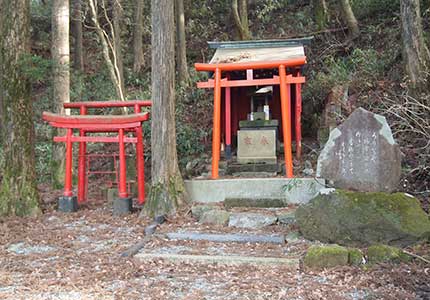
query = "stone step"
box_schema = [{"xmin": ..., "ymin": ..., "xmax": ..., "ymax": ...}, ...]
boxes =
[
  {"xmin": 232, "ymin": 171, "xmax": 277, "ymax": 178},
  {"xmin": 165, "ymin": 232, "xmax": 286, "ymax": 244},
  {"xmin": 227, "ymin": 162, "xmax": 281, "ymax": 174},
  {"xmin": 135, "ymin": 253, "xmax": 299, "ymax": 268},
  {"xmin": 185, "ymin": 177, "xmax": 326, "ymax": 204},
  {"xmin": 224, "ymin": 198, "xmax": 287, "ymax": 208}
]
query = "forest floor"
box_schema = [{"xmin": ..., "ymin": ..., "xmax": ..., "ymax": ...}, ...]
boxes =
[{"xmin": 0, "ymin": 186, "xmax": 429, "ymax": 300}]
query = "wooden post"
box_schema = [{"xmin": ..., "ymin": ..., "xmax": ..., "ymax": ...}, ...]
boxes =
[
  {"xmin": 225, "ymin": 82, "xmax": 232, "ymax": 160},
  {"xmin": 279, "ymin": 65, "xmax": 293, "ymax": 178},
  {"xmin": 64, "ymin": 128, "xmax": 73, "ymax": 196},
  {"xmin": 134, "ymin": 104, "xmax": 145, "ymax": 204},
  {"xmin": 118, "ymin": 128, "xmax": 128, "ymax": 198},
  {"xmin": 77, "ymin": 105, "xmax": 87, "ymax": 203},
  {"xmin": 295, "ymin": 71, "xmax": 302, "ymax": 159},
  {"xmin": 212, "ymin": 68, "xmax": 222, "ymax": 179}
]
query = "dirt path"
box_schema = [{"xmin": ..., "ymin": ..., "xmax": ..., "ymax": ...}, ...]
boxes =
[{"xmin": 0, "ymin": 203, "xmax": 428, "ymax": 300}]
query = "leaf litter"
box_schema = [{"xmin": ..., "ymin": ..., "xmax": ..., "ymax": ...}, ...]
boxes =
[{"xmin": 0, "ymin": 199, "xmax": 428, "ymax": 299}]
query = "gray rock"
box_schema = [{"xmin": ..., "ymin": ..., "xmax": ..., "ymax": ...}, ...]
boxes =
[
  {"xmin": 317, "ymin": 107, "xmax": 401, "ymax": 192},
  {"xmin": 277, "ymin": 211, "xmax": 296, "ymax": 225},
  {"xmin": 7, "ymin": 242, "xmax": 56, "ymax": 255},
  {"xmin": 228, "ymin": 213, "xmax": 277, "ymax": 229},
  {"xmin": 191, "ymin": 204, "xmax": 219, "ymax": 219},
  {"xmin": 302, "ymin": 168, "xmax": 314, "ymax": 177},
  {"xmin": 296, "ymin": 190, "xmax": 430, "ymax": 247},
  {"xmin": 302, "ymin": 160, "xmax": 314, "ymax": 176},
  {"xmin": 199, "ymin": 210, "xmax": 230, "ymax": 226},
  {"xmin": 285, "ymin": 231, "xmax": 301, "ymax": 243},
  {"xmin": 186, "ymin": 159, "xmax": 200, "ymax": 172}
]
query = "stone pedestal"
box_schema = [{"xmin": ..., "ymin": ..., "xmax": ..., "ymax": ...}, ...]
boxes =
[
  {"xmin": 113, "ymin": 197, "xmax": 132, "ymax": 216},
  {"xmin": 58, "ymin": 196, "xmax": 78, "ymax": 213},
  {"xmin": 237, "ymin": 129, "xmax": 277, "ymax": 164}
]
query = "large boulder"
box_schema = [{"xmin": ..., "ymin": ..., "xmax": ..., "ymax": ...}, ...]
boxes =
[
  {"xmin": 296, "ymin": 190, "xmax": 430, "ymax": 247},
  {"xmin": 317, "ymin": 107, "xmax": 401, "ymax": 192}
]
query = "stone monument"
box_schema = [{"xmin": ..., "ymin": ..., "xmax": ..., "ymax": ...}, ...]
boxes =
[{"xmin": 316, "ymin": 107, "xmax": 401, "ymax": 192}]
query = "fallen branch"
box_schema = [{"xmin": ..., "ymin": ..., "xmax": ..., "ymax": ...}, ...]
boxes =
[
  {"xmin": 120, "ymin": 235, "xmax": 151, "ymax": 258},
  {"xmin": 403, "ymin": 250, "xmax": 430, "ymax": 264},
  {"xmin": 120, "ymin": 215, "xmax": 166, "ymax": 257}
]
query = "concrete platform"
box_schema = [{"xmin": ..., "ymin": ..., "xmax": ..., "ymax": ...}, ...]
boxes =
[{"xmin": 184, "ymin": 178, "xmax": 326, "ymax": 204}]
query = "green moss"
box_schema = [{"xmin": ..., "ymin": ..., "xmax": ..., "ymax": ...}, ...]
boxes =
[
  {"xmin": 296, "ymin": 190, "xmax": 430, "ymax": 247},
  {"xmin": 304, "ymin": 245, "xmax": 349, "ymax": 269},
  {"xmin": 336, "ymin": 190, "xmax": 430, "ymax": 237},
  {"xmin": 0, "ymin": 171, "xmax": 41, "ymax": 217},
  {"xmin": 348, "ymin": 248, "xmax": 364, "ymax": 266},
  {"xmin": 143, "ymin": 175, "xmax": 188, "ymax": 217},
  {"xmin": 367, "ymin": 244, "xmax": 411, "ymax": 264}
]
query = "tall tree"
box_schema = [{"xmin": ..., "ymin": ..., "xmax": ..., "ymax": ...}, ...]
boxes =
[
  {"xmin": 312, "ymin": 0, "xmax": 329, "ymax": 30},
  {"xmin": 232, "ymin": 0, "xmax": 251, "ymax": 40},
  {"xmin": 175, "ymin": 0, "xmax": 190, "ymax": 86},
  {"xmin": 133, "ymin": 0, "xmax": 145, "ymax": 73},
  {"xmin": 71, "ymin": 0, "xmax": 84, "ymax": 72},
  {"xmin": 401, "ymin": 0, "xmax": 430, "ymax": 91},
  {"xmin": 0, "ymin": 0, "xmax": 41, "ymax": 216},
  {"xmin": 51, "ymin": 0, "xmax": 71, "ymax": 187},
  {"xmin": 339, "ymin": 0, "xmax": 359, "ymax": 39},
  {"xmin": 144, "ymin": 0, "xmax": 187, "ymax": 216}
]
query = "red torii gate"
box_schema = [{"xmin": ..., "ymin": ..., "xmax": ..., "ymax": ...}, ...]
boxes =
[
  {"xmin": 195, "ymin": 57, "xmax": 306, "ymax": 179},
  {"xmin": 43, "ymin": 100, "xmax": 151, "ymax": 213}
]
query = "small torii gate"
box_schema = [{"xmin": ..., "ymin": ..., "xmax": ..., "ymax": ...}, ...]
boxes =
[
  {"xmin": 195, "ymin": 39, "xmax": 310, "ymax": 179},
  {"xmin": 43, "ymin": 100, "xmax": 151, "ymax": 214}
]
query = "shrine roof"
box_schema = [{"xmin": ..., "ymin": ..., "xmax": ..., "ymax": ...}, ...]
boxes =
[{"xmin": 207, "ymin": 38, "xmax": 312, "ymax": 65}]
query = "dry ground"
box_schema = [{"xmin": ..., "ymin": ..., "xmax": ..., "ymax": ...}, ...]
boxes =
[{"xmin": 0, "ymin": 192, "xmax": 429, "ymax": 300}]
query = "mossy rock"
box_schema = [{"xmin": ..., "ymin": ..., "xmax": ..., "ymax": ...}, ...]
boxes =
[
  {"xmin": 199, "ymin": 210, "xmax": 230, "ymax": 226},
  {"xmin": 367, "ymin": 244, "xmax": 411, "ymax": 264},
  {"xmin": 348, "ymin": 248, "xmax": 364, "ymax": 266},
  {"xmin": 304, "ymin": 244, "xmax": 349, "ymax": 269},
  {"xmin": 296, "ymin": 190, "xmax": 430, "ymax": 247},
  {"xmin": 191, "ymin": 205, "xmax": 219, "ymax": 219}
]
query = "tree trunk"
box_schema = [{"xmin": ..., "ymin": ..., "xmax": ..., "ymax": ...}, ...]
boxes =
[
  {"xmin": 133, "ymin": 0, "xmax": 145, "ymax": 73},
  {"xmin": 313, "ymin": 0, "xmax": 328, "ymax": 29},
  {"xmin": 339, "ymin": 0, "xmax": 359, "ymax": 39},
  {"xmin": 51, "ymin": 0, "xmax": 71, "ymax": 188},
  {"xmin": 144, "ymin": 0, "xmax": 187, "ymax": 217},
  {"xmin": 175, "ymin": 0, "xmax": 190, "ymax": 86},
  {"xmin": 0, "ymin": 0, "xmax": 41, "ymax": 216},
  {"xmin": 232, "ymin": 0, "xmax": 251, "ymax": 40},
  {"xmin": 401, "ymin": 0, "xmax": 430, "ymax": 92},
  {"xmin": 71, "ymin": 0, "xmax": 84, "ymax": 72},
  {"xmin": 112, "ymin": 0, "xmax": 125, "ymax": 96}
]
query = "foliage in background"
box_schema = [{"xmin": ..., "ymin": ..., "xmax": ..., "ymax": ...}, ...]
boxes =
[
  {"xmin": 351, "ymin": 0, "xmax": 400, "ymax": 18},
  {"xmin": 26, "ymin": 0, "xmax": 430, "ymax": 208}
]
